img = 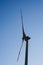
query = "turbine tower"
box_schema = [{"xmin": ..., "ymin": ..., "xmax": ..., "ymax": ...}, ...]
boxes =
[{"xmin": 17, "ymin": 10, "xmax": 31, "ymax": 65}]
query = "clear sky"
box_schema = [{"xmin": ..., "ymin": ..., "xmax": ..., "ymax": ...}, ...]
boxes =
[{"xmin": 0, "ymin": 0, "xmax": 43, "ymax": 65}]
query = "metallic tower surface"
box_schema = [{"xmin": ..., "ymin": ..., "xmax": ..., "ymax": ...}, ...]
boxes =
[{"xmin": 25, "ymin": 41, "xmax": 29, "ymax": 65}]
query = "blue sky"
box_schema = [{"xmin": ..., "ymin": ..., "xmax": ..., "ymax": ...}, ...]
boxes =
[{"xmin": 0, "ymin": 0, "xmax": 43, "ymax": 65}]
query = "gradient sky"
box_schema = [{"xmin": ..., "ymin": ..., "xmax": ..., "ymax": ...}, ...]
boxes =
[{"xmin": 0, "ymin": 0, "xmax": 43, "ymax": 65}]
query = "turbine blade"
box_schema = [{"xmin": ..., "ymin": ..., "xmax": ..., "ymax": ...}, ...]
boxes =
[
  {"xmin": 20, "ymin": 9, "xmax": 26, "ymax": 37},
  {"xmin": 28, "ymin": 43, "xmax": 31, "ymax": 48},
  {"xmin": 17, "ymin": 40, "xmax": 24, "ymax": 61}
]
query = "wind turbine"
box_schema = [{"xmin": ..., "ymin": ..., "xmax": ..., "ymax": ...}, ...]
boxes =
[{"xmin": 17, "ymin": 10, "xmax": 31, "ymax": 65}]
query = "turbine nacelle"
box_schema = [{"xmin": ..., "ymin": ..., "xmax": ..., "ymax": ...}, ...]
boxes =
[{"xmin": 22, "ymin": 36, "xmax": 31, "ymax": 41}]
